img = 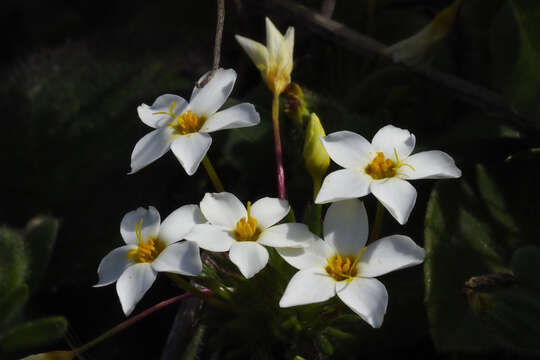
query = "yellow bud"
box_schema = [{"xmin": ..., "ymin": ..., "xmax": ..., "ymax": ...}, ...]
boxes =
[
  {"xmin": 283, "ymin": 83, "xmax": 309, "ymax": 127},
  {"xmin": 303, "ymin": 113, "xmax": 330, "ymax": 196},
  {"xmin": 22, "ymin": 351, "xmax": 74, "ymax": 360},
  {"xmin": 384, "ymin": 0, "xmax": 463, "ymax": 65}
]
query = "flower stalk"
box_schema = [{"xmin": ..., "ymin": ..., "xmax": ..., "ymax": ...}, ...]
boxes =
[
  {"xmin": 202, "ymin": 156, "xmax": 225, "ymax": 192},
  {"xmin": 272, "ymin": 92, "xmax": 287, "ymax": 199},
  {"xmin": 368, "ymin": 201, "xmax": 384, "ymax": 244},
  {"xmin": 74, "ymin": 292, "xmax": 197, "ymax": 355}
]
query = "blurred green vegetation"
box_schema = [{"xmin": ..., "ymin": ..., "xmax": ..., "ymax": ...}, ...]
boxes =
[{"xmin": 1, "ymin": 0, "xmax": 539, "ymax": 359}]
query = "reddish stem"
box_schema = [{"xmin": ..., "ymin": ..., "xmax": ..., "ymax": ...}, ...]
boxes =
[{"xmin": 272, "ymin": 92, "xmax": 287, "ymax": 199}]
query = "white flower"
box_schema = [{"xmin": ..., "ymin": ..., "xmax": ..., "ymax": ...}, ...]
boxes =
[
  {"xmin": 315, "ymin": 125, "xmax": 461, "ymax": 224},
  {"xmin": 278, "ymin": 199, "xmax": 425, "ymax": 328},
  {"xmin": 235, "ymin": 17, "xmax": 294, "ymax": 94},
  {"xmin": 186, "ymin": 192, "xmax": 317, "ymax": 278},
  {"xmin": 94, "ymin": 205, "xmax": 205, "ymax": 316},
  {"xmin": 130, "ymin": 68, "xmax": 260, "ymax": 175}
]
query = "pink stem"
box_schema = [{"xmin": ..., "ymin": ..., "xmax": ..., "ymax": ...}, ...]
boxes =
[{"xmin": 272, "ymin": 92, "xmax": 287, "ymax": 199}]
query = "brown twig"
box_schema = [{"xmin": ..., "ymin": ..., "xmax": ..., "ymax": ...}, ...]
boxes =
[
  {"xmin": 320, "ymin": 0, "xmax": 336, "ymax": 18},
  {"xmin": 267, "ymin": 0, "xmax": 532, "ymax": 133},
  {"xmin": 197, "ymin": 0, "xmax": 226, "ymax": 88}
]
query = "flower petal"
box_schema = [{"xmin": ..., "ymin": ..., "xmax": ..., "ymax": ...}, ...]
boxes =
[
  {"xmin": 201, "ymin": 103, "xmax": 260, "ymax": 133},
  {"xmin": 371, "ymin": 125, "xmax": 416, "ymax": 159},
  {"xmin": 320, "ymin": 131, "xmax": 373, "ymax": 169},
  {"xmin": 116, "ymin": 263, "xmax": 157, "ymax": 316},
  {"xmin": 258, "ymin": 223, "xmax": 315, "ymax": 248},
  {"xmin": 200, "ymin": 192, "xmax": 246, "ymax": 229},
  {"xmin": 137, "ymin": 94, "xmax": 187, "ymax": 128},
  {"xmin": 129, "ymin": 127, "xmax": 173, "ymax": 174},
  {"xmin": 323, "ymin": 199, "xmax": 369, "ymax": 254},
  {"xmin": 188, "ymin": 68, "xmax": 236, "ymax": 117},
  {"xmin": 229, "ymin": 242, "xmax": 269, "ymax": 278},
  {"xmin": 151, "ymin": 241, "xmax": 202, "ymax": 276},
  {"xmin": 94, "ymin": 245, "xmax": 136, "ymax": 287},
  {"xmin": 250, "ymin": 197, "xmax": 290, "ymax": 229},
  {"xmin": 279, "ymin": 268, "xmax": 335, "ymax": 307},
  {"xmin": 359, "ymin": 235, "xmax": 425, "ymax": 278},
  {"xmin": 370, "ymin": 178, "xmax": 417, "ymax": 225},
  {"xmin": 159, "ymin": 205, "xmax": 206, "ymax": 246},
  {"xmin": 120, "ymin": 206, "xmax": 161, "ymax": 245},
  {"xmin": 235, "ymin": 35, "xmax": 269, "ymax": 71},
  {"xmin": 336, "ymin": 277, "xmax": 388, "ymax": 328},
  {"xmin": 277, "ymin": 237, "xmax": 333, "ymax": 270},
  {"xmin": 399, "ymin": 150, "xmax": 461, "ymax": 180},
  {"xmin": 279, "ymin": 26, "xmax": 294, "ymax": 71},
  {"xmin": 315, "ymin": 169, "xmax": 372, "ymax": 204},
  {"xmin": 185, "ymin": 224, "xmax": 235, "ymax": 252},
  {"xmin": 265, "ymin": 17, "xmax": 284, "ymax": 60},
  {"xmin": 170, "ymin": 132, "xmax": 212, "ymax": 176}
]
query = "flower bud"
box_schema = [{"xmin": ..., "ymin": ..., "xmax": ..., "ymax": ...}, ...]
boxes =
[
  {"xmin": 384, "ymin": 0, "xmax": 463, "ymax": 65},
  {"xmin": 284, "ymin": 83, "xmax": 309, "ymax": 127},
  {"xmin": 303, "ymin": 113, "xmax": 330, "ymax": 193}
]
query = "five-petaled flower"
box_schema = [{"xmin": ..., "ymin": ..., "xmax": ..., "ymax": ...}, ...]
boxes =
[
  {"xmin": 278, "ymin": 199, "xmax": 425, "ymax": 328},
  {"xmin": 315, "ymin": 125, "xmax": 461, "ymax": 224},
  {"xmin": 185, "ymin": 192, "xmax": 317, "ymax": 278},
  {"xmin": 95, "ymin": 206, "xmax": 205, "ymax": 315},
  {"xmin": 235, "ymin": 17, "xmax": 294, "ymax": 95},
  {"xmin": 130, "ymin": 68, "xmax": 260, "ymax": 175}
]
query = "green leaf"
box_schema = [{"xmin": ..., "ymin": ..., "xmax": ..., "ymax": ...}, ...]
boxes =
[
  {"xmin": 0, "ymin": 227, "xmax": 27, "ymax": 301},
  {"xmin": 22, "ymin": 216, "xmax": 59, "ymax": 293},
  {"xmin": 470, "ymin": 286, "xmax": 540, "ymax": 355},
  {"xmin": 0, "ymin": 284, "xmax": 28, "ymax": 330},
  {"xmin": 511, "ymin": 246, "xmax": 540, "ymax": 290},
  {"xmin": 0, "ymin": 316, "xmax": 68, "ymax": 353},
  {"xmin": 425, "ymin": 163, "xmax": 540, "ymax": 352}
]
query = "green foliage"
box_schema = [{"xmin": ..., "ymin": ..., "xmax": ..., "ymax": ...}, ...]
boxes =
[
  {"xmin": 23, "ymin": 217, "xmax": 59, "ymax": 293},
  {"xmin": 511, "ymin": 246, "xmax": 540, "ymax": 290},
  {"xmin": 0, "ymin": 316, "xmax": 68, "ymax": 353},
  {"xmin": 0, "ymin": 228, "xmax": 27, "ymax": 300},
  {"xmin": 0, "ymin": 218, "xmax": 63, "ymax": 356},
  {"xmin": 425, "ymin": 162, "xmax": 540, "ymax": 352}
]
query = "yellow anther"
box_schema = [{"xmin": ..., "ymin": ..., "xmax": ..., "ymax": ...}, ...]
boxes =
[
  {"xmin": 365, "ymin": 148, "xmax": 415, "ymax": 180},
  {"xmin": 365, "ymin": 152, "xmax": 397, "ymax": 180},
  {"xmin": 127, "ymin": 218, "xmax": 165, "ymax": 263},
  {"xmin": 233, "ymin": 201, "xmax": 262, "ymax": 242},
  {"xmin": 325, "ymin": 249, "xmax": 366, "ymax": 282},
  {"xmin": 168, "ymin": 110, "xmax": 206, "ymax": 136}
]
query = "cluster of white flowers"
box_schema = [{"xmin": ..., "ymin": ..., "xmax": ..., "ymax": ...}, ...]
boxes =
[{"xmin": 95, "ymin": 18, "xmax": 461, "ymax": 329}]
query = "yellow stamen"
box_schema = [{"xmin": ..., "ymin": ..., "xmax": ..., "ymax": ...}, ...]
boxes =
[
  {"xmin": 325, "ymin": 249, "xmax": 367, "ymax": 282},
  {"xmin": 233, "ymin": 201, "xmax": 261, "ymax": 242},
  {"xmin": 126, "ymin": 218, "xmax": 166, "ymax": 263},
  {"xmin": 168, "ymin": 110, "xmax": 206, "ymax": 136},
  {"xmin": 365, "ymin": 148, "xmax": 415, "ymax": 180}
]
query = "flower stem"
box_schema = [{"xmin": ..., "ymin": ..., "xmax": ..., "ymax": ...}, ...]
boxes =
[
  {"xmin": 368, "ymin": 201, "xmax": 385, "ymax": 243},
  {"xmin": 73, "ymin": 292, "xmax": 196, "ymax": 355},
  {"xmin": 202, "ymin": 155, "xmax": 225, "ymax": 192},
  {"xmin": 169, "ymin": 274, "xmax": 236, "ymax": 312},
  {"xmin": 272, "ymin": 92, "xmax": 287, "ymax": 199}
]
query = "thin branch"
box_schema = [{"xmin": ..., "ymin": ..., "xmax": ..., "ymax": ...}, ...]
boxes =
[
  {"xmin": 197, "ymin": 0, "xmax": 226, "ymax": 88},
  {"xmin": 320, "ymin": 0, "xmax": 336, "ymax": 18},
  {"xmin": 268, "ymin": 0, "xmax": 532, "ymax": 132}
]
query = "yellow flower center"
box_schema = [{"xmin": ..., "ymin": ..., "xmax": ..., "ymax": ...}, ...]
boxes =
[
  {"xmin": 169, "ymin": 110, "xmax": 206, "ymax": 135},
  {"xmin": 153, "ymin": 101, "xmax": 206, "ymax": 135},
  {"xmin": 233, "ymin": 201, "xmax": 261, "ymax": 242},
  {"xmin": 127, "ymin": 218, "xmax": 166, "ymax": 263},
  {"xmin": 325, "ymin": 249, "xmax": 366, "ymax": 282},
  {"xmin": 364, "ymin": 149, "xmax": 415, "ymax": 180}
]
